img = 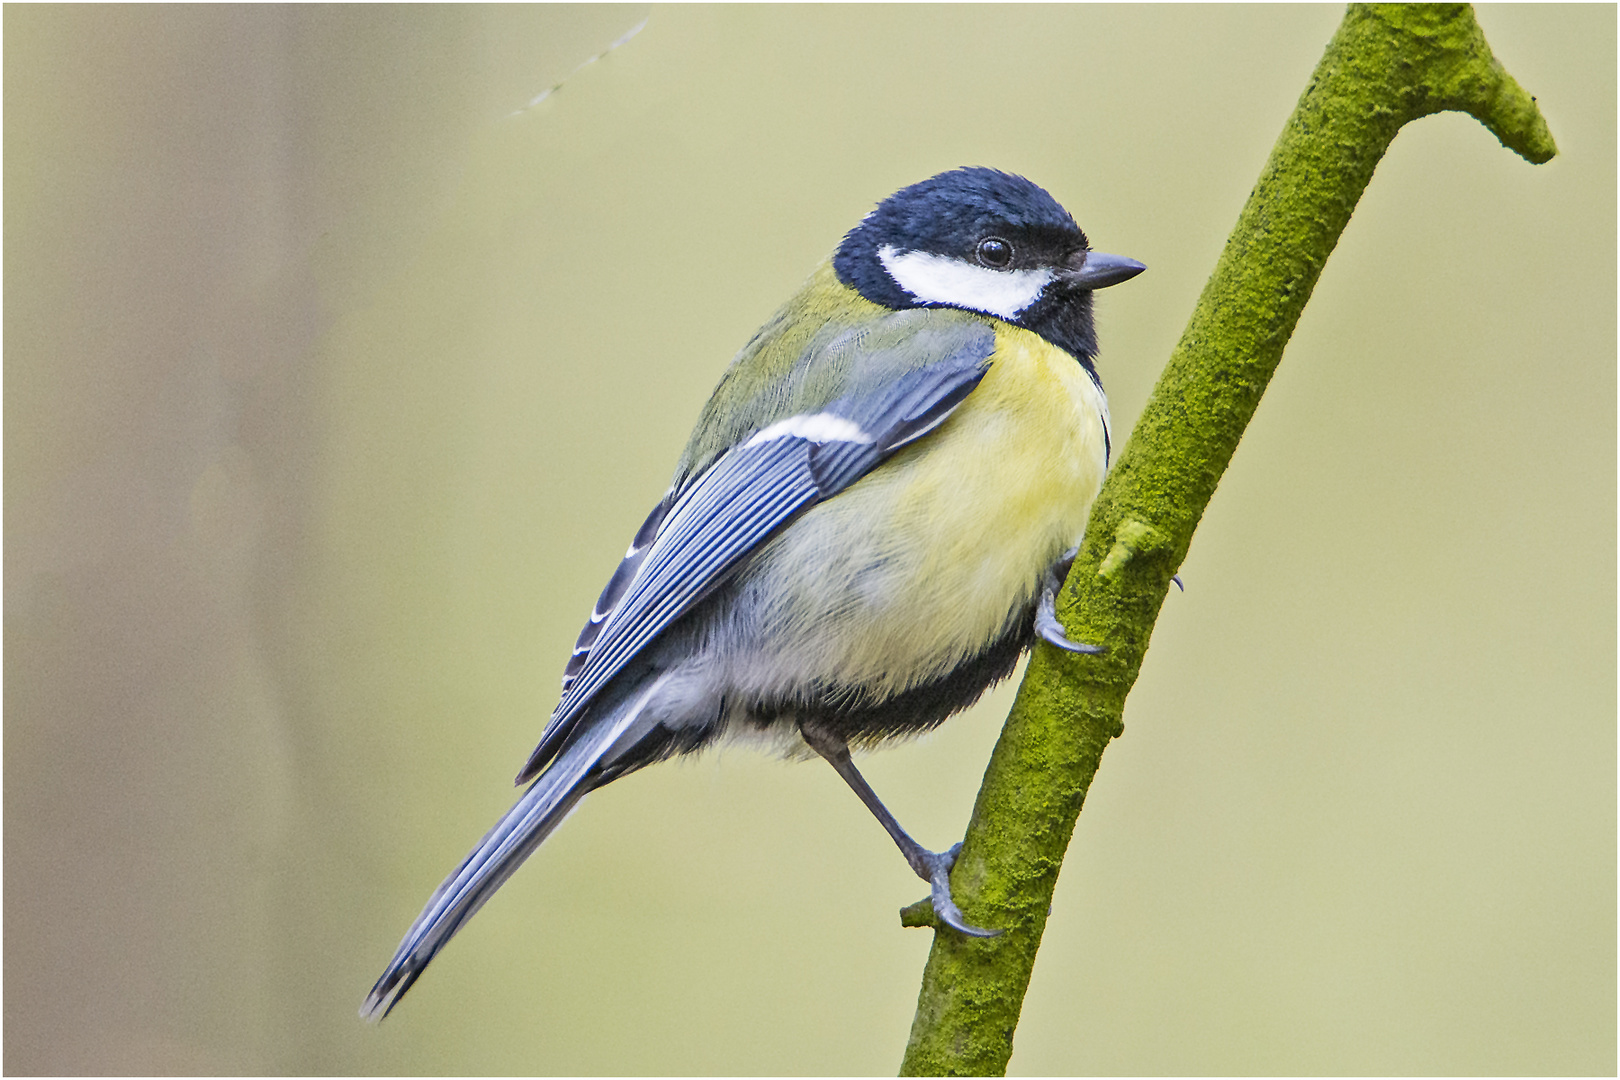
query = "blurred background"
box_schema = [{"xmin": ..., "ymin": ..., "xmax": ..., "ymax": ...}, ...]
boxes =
[{"xmin": 5, "ymin": 5, "xmax": 1613, "ymax": 1074}]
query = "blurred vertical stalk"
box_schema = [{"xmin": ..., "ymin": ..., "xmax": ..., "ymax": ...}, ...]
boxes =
[{"xmin": 900, "ymin": 6, "xmax": 1555, "ymax": 1075}]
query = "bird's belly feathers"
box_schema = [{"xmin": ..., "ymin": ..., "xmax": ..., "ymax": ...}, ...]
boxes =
[{"xmin": 718, "ymin": 325, "xmax": 1110, "ymax": 708}]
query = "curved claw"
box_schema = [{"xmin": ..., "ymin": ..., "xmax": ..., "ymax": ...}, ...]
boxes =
[
  {"xmin": 923, "ymin": 843, "xmax": 1001, "ymax": 938},
  {"xmin": 1035, "ymin": 578, "xmax": 1106, "ymax": 655}
]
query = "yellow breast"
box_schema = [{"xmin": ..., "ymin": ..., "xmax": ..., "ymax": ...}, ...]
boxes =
[{"xmin": 734, "ymin": 322, "xmax": 1110, "ymax": 703}]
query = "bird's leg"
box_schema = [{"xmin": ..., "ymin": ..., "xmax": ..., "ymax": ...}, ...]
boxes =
[
  {"xmin": 799, "ymin": 723, "xmax": 1000, "ymax": 938},
  {"xmin": 1033, "ymin": 545, "xmax": 1106, "ymax": 654}
]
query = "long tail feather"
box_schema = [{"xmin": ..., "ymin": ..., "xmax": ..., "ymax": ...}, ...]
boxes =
[
  {"xmin": 362, "ymin": 672, "xmax": 670, "ymax": 1020},
  {"xmin": 360, "ymin": 765, "xmax": 589, "ymax": 1019}
]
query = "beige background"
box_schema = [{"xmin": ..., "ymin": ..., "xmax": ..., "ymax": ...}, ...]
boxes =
[{"xmin": 6, "ymin": 5, "xmax": 1613, "ymax": 1074}]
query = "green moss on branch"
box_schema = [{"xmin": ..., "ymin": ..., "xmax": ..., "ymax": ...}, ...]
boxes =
[{"xmin": 899, "ymin": 6, "xmax": 1554, "ymax": 1075}]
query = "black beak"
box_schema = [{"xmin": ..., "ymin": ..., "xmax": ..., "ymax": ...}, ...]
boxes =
[{"xmin": 1062, "ymin": 250, "xmax": 1146, "ymax": 290}]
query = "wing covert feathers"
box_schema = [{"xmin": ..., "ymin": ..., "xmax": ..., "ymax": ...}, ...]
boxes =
[{"xmin": 518, "ymin": 327, "xmax": 995, "ymax": 785}]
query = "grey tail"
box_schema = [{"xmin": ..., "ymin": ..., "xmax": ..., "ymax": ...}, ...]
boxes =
[
  {"xmin": 362, "ymin": 667, "xmax": 677, "ymax": 1023},
  {"xmin": 359, "ymin": 763, "xmax": 590, "ymax": 1021},
  {"xmin": 361, "ymin": 669, "xmax": 672, "ymax": 1021}
]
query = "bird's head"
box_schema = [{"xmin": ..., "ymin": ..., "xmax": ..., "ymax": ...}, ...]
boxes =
[{"xmin": 833, "ymin": 167, "xmax": 1144, "ymax": 363}]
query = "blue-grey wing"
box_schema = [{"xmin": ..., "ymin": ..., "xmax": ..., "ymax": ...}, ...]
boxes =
[{"xmin": 516, "ymin": 322, "xmax": 996, "ymax": 784}]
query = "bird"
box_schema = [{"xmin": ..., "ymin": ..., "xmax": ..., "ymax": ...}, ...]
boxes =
[{"xmin": 361, "ymin": 166, "xmax": 1145, "ymax": 1020}]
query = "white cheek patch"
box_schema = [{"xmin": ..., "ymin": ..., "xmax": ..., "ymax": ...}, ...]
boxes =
[
  {"xmin": 878, "ymin": 244, "xmax": 1054, "ymax": 319},
  {"xmin": 744, "ymin": 412, "xmax": 874, "ymax": 448}
]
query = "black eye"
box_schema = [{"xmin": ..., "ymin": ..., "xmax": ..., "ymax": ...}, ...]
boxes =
[{"xmin": 976, "ymin": 237, "xmax": 1013, "ymax": 269}]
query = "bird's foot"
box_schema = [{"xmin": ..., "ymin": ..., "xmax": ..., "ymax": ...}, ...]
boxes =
[
  {"xmin": 1034, "ymin": 548, "xmax": 1105, "ymax": 654},
  {"xmin": 801, "ymin": 724, "xmax": 1003, "ymax": 939},
  {"xmin": 913, "ymin": 842, "xmax": 1001, "ymax": 938}
]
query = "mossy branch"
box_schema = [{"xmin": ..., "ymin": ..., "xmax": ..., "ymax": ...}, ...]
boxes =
[{"xmin": 899, "ymin": 7, "xmax": 1555, "ymax": 1075}]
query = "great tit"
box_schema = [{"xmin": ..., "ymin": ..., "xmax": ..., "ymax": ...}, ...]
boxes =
[{"xmin": 362, "ymin": 166, "xmax": 1144, "ymax": 1019}]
